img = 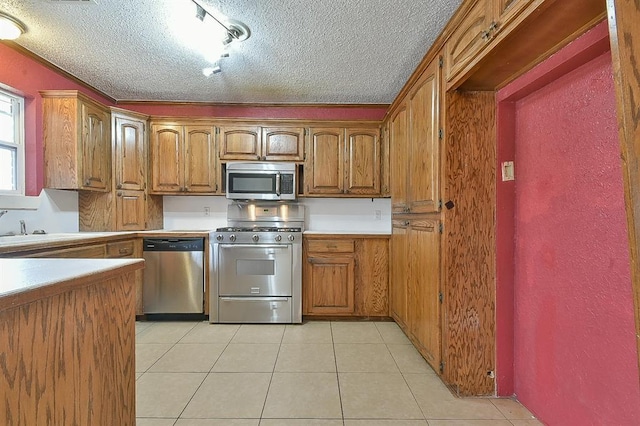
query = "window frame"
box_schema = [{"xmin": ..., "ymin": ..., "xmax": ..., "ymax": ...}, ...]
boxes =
[{"xmin": 0, "ymin": 88, "xmax": 25, "ymax": 196}]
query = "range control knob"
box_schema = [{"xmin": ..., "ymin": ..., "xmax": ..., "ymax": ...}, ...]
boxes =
[
  {"xmin": 252, "ymin": 234, "xmax": 260, "ymax": 242},
  {"xmin": 216, "ymin": 234, "xmax": 224, "ymax": 241},
  {"xmin": 274, "ymin": 235, "xmax": 282, "ymax": 242},
  {"xmin": 288, "ymin": 235, "xmax": 295, "ymax": 242},
  {"xmin": 229, "ymin": 234, "xmax": 236, "ymax": 242}
]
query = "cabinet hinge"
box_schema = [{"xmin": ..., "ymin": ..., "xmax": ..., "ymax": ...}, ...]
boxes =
[
  {"xmin": 215, "ymin": 127, "xmax": 220, "ymax": 135},
  {"xmin": 439, "ymin": 128, "xmax": 444, "ymax": 139},
  {"xmin": 144, "ymin": 193, "xmax": 147, "ymax": 201},
  {"xmin": 215, "ymin": 183, "xmax": 219, "ymax": 192},
  {"xmin": 439, "ymin": 361, "xmax": 444, "ymax": 373},
  {"xmin": 438, "ymin": 56, "xmax": 443, "ymax": 68},
  {"xmin": 304, "ymin": 128, "xmax": 309, "ymax": 136},
  {"xmin": 438, "ymin": 200, "xmax": 443, "ymax": 209},
  {"xmin": 439, "ymin": 292, "xmax": 443, "ymax": 303},
  {"xmin": 439, "ymin": 223, "xmax": 443, "ymax": 234}
]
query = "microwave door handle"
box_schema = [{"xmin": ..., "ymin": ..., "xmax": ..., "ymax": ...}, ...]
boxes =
[{"xmin": 275, "ymin": 173, "xmax": 281, "ymax": 196}]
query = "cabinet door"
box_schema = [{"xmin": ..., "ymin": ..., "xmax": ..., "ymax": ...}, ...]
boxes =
[
  {"xmin": 262, "ymin": 127, "xmax": 305, "ymax": 161},
  {"xmin": 444, "ymin": 0, "xmax": 493, "ymax": 83},
  {"xmin": 80, "ymin": 101, "xmax": 111, "ymax": 191},
  {"xmin": 493, "ymin": 0, "xmax": 533, "ymax": 30},
  {"xmin": 354, "ymin": 238, "xmax": 389, "ymax": 316},
  {"xmin": 305, "ymin": 256, "xmax": 355, "ymax": 314},
  {"xmin": 345, "ymin": 128, "xmax": 380, "ymax": 195},
  {"xmin": 306, "ymin": 128, "xmax": 345, "ymax": 195},
  {"xmin": 390, "ymin": 220, "xmax": 409, "ymax": 327},
  {"xmin": 116, "ymin": 189, "xmax": 145, "ymax": 231},
  {"xmin": 114, "ymin": 115, "xmax": 145, "ymax": 191},
  {"xmin": 390, "ymin": 104, "xmax": 409, "ymax": 213},
  {"xmin": 184, "ymin": 125, "xmax": 217, "ymax": 193},
  {"xmin": 218, "ymin": 125, "xmax": 261, "ymax": 160},
  {"xmin": 408, "ymin": 58, "xmax": 441, "ymax": 213},
  {"xmin": 408, "ymin": 219, "xmax": 441, "ymax": 370},
  {"xmin": 150, "ymin": 124, "xmax": 183, "ymax": 193}
]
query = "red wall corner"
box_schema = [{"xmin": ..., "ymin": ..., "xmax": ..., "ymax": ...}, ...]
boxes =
[{"xmin": 496, "ymin": 19, "xmax": 640, "ymax": 425}]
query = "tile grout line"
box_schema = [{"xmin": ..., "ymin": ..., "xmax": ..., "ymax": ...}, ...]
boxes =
[
  {"xmin": 330, "ymin": 321, "xmax": 347, "ymax": 425},
  {"xmin": 257, "ymin": 324, "xmax": 286, "ymax": 421}
]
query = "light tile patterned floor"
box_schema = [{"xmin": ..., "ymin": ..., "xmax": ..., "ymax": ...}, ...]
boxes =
[{"xmin": 135, "ymin": 321, "xmax": 542, "ymax": 426}]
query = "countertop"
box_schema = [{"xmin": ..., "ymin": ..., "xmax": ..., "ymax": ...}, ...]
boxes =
[
  {"xmin": 0, "ymin": 258, "xmax": 144, "ymax": 311},
  {"xmin": 0, "ymin": 229, "xmax": 389, "ymax": 254}
]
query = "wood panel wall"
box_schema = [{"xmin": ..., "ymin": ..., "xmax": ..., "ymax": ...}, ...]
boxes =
[
  {"xmin": 0, "ymin": 273, "xmax": 136, "ymax": 425},
  {"xmin": 443, "ymin": 90, "xmax": 496, "ymax": 396},
  {"xmin": 607, "ymin": 0, "xmax": 640, "ymax": 379}
]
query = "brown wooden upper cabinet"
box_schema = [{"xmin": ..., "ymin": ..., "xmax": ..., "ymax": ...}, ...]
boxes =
[
  {"xmin": 218, "ymin": 124, "xmax": 305, "ymax": 161},
  {"xmin": 388, "ymin": 55, "xmax": 441, "ymax": 214},
  {"xmin": 444, "ymin": 0, "xmax": 533, "ymax": 87},
  {"xmin": 41, "ymin": 91, "xmax": 111, "ymax": 192},
  {"xmin": 306, "ymin": 126, "xmax": 381, "ymax": 196},
  {"xmin": 113, "ymin": 112, "xmax": 146, "ymax": 191},
  {"xmin": 150, "ymin": 122, "xmax": 217, "ymax": 194}
]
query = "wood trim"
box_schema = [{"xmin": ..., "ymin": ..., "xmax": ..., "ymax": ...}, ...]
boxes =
[
  {"xmin": 4, "ymin": 41, "xmax": 116, "ymax": 104},
  {"xmin": 607, "ymin": 0, "xmax": 640, "ymax": 379},
  {"xmin": 150, "ymin": 117, "xmax": 382, "ymax": 127},
  {"xmin": 118, "ymin": 99, "xmax": 389, "ymax": 109}
]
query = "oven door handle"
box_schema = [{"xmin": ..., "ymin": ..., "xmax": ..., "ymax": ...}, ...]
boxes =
[
  {"xmin": 275, "ymin": 172, "xmax": 281, "ymax": 196},
  {"xmin": 219, "ymin": 244, "xmax": 290, "ymax": 250},
  {"xmin": 220, "ymin": 297, "xmax": 289, "ymax": 302}
]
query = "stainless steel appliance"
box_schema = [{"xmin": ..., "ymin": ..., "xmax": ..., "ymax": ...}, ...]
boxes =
[
  {"xmin": 210, "ymin": 202, "xmax": 304, "ymax": 323},
  {"xmin": 226, "ymin": 162, "xmax": 296, "ymax": 201},
  {"xmin": 142, "ymin": 238, "xmax": 205, "ymax": 314}
]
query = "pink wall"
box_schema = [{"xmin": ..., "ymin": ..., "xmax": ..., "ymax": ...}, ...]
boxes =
[
  {"xmin": 0, "ymin": 43, "xmax": 386, "ymax": 195},
  {"xmin": 496, "ymin": 21, "xmax": 640, "ymax": 425},
  {"xmin": 0, "ymin": 43, "xmax": 115, "ymax": 195}
]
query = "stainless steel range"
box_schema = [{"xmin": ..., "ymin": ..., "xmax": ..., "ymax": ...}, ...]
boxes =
[{"xmin": 210, "ymin": 201, "xmax": 304, "ymax": 324}]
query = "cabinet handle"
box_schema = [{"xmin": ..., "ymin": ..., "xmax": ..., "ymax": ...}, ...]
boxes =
[
  {"xmin": 256, "ymin": 155, "xmax": 261, "ymax": 160},
  {"xmin": 119, "ymin": 248, "xmax": 130, "ymax": 254},
  {"xmin": 481, "ymin": 29, "xmax": 491, "ymax": 40},
  {"xmin": 116, "ymin": 184, "xmax": 122, "ymax": 189},
  {"xmin": 488, "ymin": 21, "xmax": 499, "ymax": 33},
  {"xmin": 117, "ymin": 191, "xmax": 123, "ymax": 197},
  {"xmin": 404, "ymin": 221, "xmax": 410, "ymax": 226},
  {"xmin": 84, "ymin": 179, "xmax": 91, "ymax": 186}
]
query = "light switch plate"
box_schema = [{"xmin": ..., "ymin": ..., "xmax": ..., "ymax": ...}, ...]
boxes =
[{"xmin": 501, "ymin": 161, "xmax": 515, "ymax": 181}]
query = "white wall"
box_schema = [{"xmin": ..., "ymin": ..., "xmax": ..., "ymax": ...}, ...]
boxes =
[
  {"xmin": 0, "ymin": 189, "xmax": 79, "ymax": 235},
  {"xmin": 162, "ymin": 195, "xmax": 392, "ymax": 233},
  {"xmin": 0, "ymin": 192, "xmax": 392, "ymax": 234}
]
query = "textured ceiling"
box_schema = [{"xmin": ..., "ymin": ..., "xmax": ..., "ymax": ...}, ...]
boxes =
[{"xmin": 1, "ymin": 0, "xmax": 462, "ymax": 104}]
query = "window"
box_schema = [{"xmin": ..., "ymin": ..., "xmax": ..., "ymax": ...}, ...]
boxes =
[{"xmin": 0, "ymin": 88, "xmax": 24, "ymax": 195}]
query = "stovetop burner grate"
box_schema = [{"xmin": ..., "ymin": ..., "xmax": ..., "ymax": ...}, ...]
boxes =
[{"xmin": 216, "ymin": 226, "xmax": 302, "ymax": 232}]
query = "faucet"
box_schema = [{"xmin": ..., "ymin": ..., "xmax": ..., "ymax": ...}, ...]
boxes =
[{"xmin": 19, "ymin": 220, "xmax": 27, "ymax": 235}]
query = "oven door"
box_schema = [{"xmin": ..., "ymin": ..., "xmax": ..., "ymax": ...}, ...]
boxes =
[{"xmin": 218, "ymin": 244, "xmax": 292, "ymax": 296}]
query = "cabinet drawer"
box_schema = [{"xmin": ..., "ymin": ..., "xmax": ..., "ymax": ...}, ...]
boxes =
[
  {"xmin": 106, "ymin": 240, "xmax": 136, "ymax": 258},
  {"xmin": 307, "ymin": 240, "xmax": 355, "ymax": 253},
  {"xmin": 25, "ymin": 244, "xmax": 106, "ymax": 258}
]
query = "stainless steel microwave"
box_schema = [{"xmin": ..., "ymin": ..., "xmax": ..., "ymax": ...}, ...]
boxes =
[{"xmin": 226, "ymin": 162, "xmax": 297, "ymax": 200}]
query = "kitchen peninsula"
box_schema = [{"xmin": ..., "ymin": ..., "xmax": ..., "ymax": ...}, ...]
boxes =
[{"xmin": 0, "ymin": 258, "xmax": 143, "ymax": 425}]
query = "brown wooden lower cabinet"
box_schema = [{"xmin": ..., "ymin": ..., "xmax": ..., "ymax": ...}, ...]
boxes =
[
  {"xmin": 390, "ymin": 217, "xmax": 441, "ymax": 372},
  {"xmin": 0, "ymin": 262, "xmax": 139, "ymax": 425},
  {"xmin": 303, "ymin": 235, "xmax": 389, "ymax": 317}
]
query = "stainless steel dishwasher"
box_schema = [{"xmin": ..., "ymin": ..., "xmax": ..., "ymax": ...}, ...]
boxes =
[{"xmin": 142, "ymin": 238, "xmax": 205, "ymax": 314}]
